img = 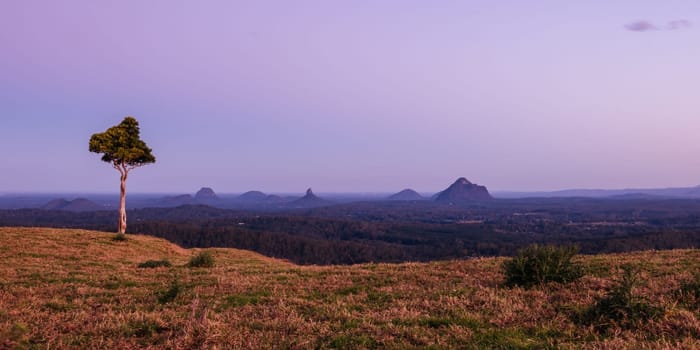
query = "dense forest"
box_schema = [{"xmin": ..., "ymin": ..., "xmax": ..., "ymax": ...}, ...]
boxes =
[{"xmin": 2, "ymin": 198, "xmax": 700, "ymax": 264}]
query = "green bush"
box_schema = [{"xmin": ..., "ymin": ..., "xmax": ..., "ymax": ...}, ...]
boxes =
[
  {"xmin": 502, "ymin": 244, "xmax": 583, "ymax": 288},
  {"xmin": 138, "ymin": 260, "xmax": 172, "ymax": 268},
  {"xmin": 187, "ymin": 251, "xmax": 215, "ymax": 268},
  {"xmin": 157, "ymin": 279, "xmax": 181, "ymax": 304},
  {"xmin": 580, "ymin": 265, "xmax": 663, "ymax": 331},
  {"xmin": 112, "ymin": 233, "xmax": 127, "ymax": 241}
]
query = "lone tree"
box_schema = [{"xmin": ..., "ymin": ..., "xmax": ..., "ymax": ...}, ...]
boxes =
[{"xmin": 89, "ymin": 117, "xmax": 155, "ymax": 234}]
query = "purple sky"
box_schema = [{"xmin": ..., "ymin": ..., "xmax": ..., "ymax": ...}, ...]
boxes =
[{"xmin": 1, "ymin": 1, "xmax": 699, "ymax": 193}]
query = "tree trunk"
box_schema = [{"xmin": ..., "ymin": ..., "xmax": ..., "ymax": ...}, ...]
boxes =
[{"xmin": 118, "ymin": 172, "xmax": 128, "ymax": 234}]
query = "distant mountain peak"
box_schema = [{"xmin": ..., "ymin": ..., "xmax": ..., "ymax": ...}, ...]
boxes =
[
  {"xmin": 41, "ymin": 198, "xmax": 103, "ymax": 212},
  {"xmin": 456, "ymin": 177, "xmax": 472, "ymax": 185},
  {"xmin": 288, "ymin": 187, "xmax": 331, "ymax": 208},
  {"xmin": 435, "ymin": 177, "xmax": 492, "ymax": 202},
  {"xmin": 239, "ymin": 191, "xmax": 267, "ymax": 201},
  {"xmin": 388, "ymin": 189, "xmax": 424, "ymax": 201},
  {"xmin": 195, "ymin": 187, "xmax": 218, "ymax": 201}
]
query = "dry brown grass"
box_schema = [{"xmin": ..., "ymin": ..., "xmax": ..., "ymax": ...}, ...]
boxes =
[{"xmin": 1, "ymin": 227, "xmax": 699, "ymax": 349}]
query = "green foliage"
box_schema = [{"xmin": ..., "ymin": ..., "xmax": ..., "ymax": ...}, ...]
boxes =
[
  {"xmin": 187, "ymin": 251, "xmax": 215, "ymax": 268},
  {"xmin": 502, "ymin": 244, "xmax": 583, "ymax": 288},
  {"xmin": 579, "ymin": 265, "xmax": 663, "ymax": 331},
  {"xmin": 138, "ymin": 260, "xmax": 172, "ymax": 268},
  {"xmin": 220, "ymin": 290, "xmax": 271, "ymax": 309},
  {"xmin": 112, "ymin": 233, "xmax": 127, "ymax": 241},
  {"xmin": 677, "ymin": 273, "xmax": 700, "ymax": 308},
  {"xmin": 89, "ymin": 117, "xmax": 155, "ymax": 167},
  {"xmin": 328, "ymin": 334, "xmax": 379, "ymax": 349},
  {"xmin": 123, "ymin": 319, "xmax": 169, "ymax": 337},
  {"xmin": 1, "ymin": 322, "xmax": 30, "ymax": 348},
  {"xmin": 157, "ymin": 279, "xmax": 181, "ymax": 304}
]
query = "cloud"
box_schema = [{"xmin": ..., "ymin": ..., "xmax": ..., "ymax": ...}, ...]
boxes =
[
  {"xmin": 625, "ymin": 20, "xmax": 657, "ymax": 32},
  {"xmin": 625, "ymin": 19, "xmax": 692, "ymax": 32},
  {"xmin": 666, "ymin": 20, "xmax": 692, "ymax": 30}
]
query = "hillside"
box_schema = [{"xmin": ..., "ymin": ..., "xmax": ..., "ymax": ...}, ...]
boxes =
[{"xmin": 1, "ymin": 227, "xmax": 699, "ymax": 349}]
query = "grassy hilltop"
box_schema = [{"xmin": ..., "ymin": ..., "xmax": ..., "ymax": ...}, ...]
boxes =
[{"xmin": 1, "ymin": 227, "xmax": 699, "ymax": 349}]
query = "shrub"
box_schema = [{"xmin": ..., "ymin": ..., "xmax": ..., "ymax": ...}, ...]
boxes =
[
  {"xmin": 502, "ymin": 244, "xmax": 583, "ymax": 288},
  {"xmin": 138, "ymin": 260, "xmax": 172, "ymax": 268},
  {"xmin": 580, "ymin": 265, "xmax": 663, "ymax": 331},
  {"xmin": 112, "ymin": 233, "xmax": 127, "ymax": 241},
  {"xmin": 187, "ymin": 251, "xmax": 214, "ymax": 268},
  {"xmin": 157, "ymin": 279, "xmax": 181, "ymax": 304}
]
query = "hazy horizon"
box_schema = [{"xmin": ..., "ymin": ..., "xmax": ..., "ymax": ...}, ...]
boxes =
[{"xmin": 2, "ymin": 1, "xmax": 699, "ymax": 193}]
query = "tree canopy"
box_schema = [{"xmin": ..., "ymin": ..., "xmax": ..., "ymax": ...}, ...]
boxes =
[{"xmin": 89, "ymin": 117, "xmax": 156, "ymax": 168}]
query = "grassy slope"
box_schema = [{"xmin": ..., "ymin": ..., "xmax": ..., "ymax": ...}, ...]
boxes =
[{"xmin": 0, "ymin": 227, "xmax": 699, "ymax": 349}]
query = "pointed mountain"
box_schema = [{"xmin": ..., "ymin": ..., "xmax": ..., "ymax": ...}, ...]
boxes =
[
  {"xmin": 387, "ymin": 189, "xmax": 425, "ymax": 201},
  {"xmin": 194, "ymin": 187, "xmax": 218, "ymax": 202},
  {"xmin": 434, "ymin": 177, "xmax": 493, "ymax": 202},
  {"xmin": 289, "ymin": 188, "xmax": 333, "ymax": 208}
]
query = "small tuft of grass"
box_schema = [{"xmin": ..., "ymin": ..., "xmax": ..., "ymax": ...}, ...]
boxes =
[
  {"xmin": 138, "ymin": 260, "xmax": 172, "ymax": 268},
  {"xmin": 328, "ymin": 334, "xmax": 379, "ymax": 349},
  {"xmin": 157, "ymin": 280, "xmax": 182, "ymax": 304},
  {"xmin": 124, "ymin": 319, "xmax": 169, "ymax": 338},
  {"xmin": 1, "ymin": 322, "xmax": 30, "ymax": 348},
  {"xmin": 503, "ymin": 244, "xmax": 583, "ymax": 288},
  {"xmin": 187, "ymin": 251, "xmax": 215, "ymax": 268},
  {"xmin": 220, "ymin": 290, "xmax": 271, "ymax": 309},
  {"xmin": 43, "ymin": 301, "xmax": 72, "ymax": 312},
  {"xmin": 418, "ymin": 316, "xmax": 482, "ymax": 329},
  {"xmin": 112, "ymin": 233, "xmax": 127, "ymax": 242},
  {"xmin": 677, "ymin": 273, "xmax": 700, "ymax": 308},
  {"xmin": 365, "ymin": 290, "xmax": 393, "ymax": 307},
  {"xmin": 578, "ymin": 265, "xmax": 663, "ymax": 331}
]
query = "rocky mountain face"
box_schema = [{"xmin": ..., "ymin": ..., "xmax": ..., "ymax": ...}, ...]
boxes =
[
  {"xmin": 387, "ymin": 189, "xmax": 424, "ymax": 201},
  {"xmin": 434, "ymin": 178, "xmax": 492, "ymax": 202}
]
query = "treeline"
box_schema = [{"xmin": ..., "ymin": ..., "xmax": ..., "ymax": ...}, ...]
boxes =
[{"xmin": 1, "ymin": 200, "xmax": 700, "ymax": 264}]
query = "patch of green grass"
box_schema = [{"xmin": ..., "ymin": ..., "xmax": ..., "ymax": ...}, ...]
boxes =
[
  {"xmin": 471, "ymin": 327, "xmax": 557, "ymax": 350},
  {"xmin": 584, "ymin": 257, "xmax": 614, "ymax": 278},
  {"xmin": 1, "ymin": 322, "xmax": 30, "ymax": 348},
  {"xmin": 220, "ymin": 290, "xmax": 270, "ymax": 309},
  {"xmin": 339, "ymin": 319, "xmax": 361, "ymax": 330},
  {"xmin": 104, "ymin": 279, "xmax": 139, "ymax": 290},
  {"xmin": 123, "ymin": 319, "xmax": 169, "ymax": 338},
  {"xmin": 365, "ymin": 290, "xmax": 393, "ymax": 307},
  {"xmin": 677, "ymin": 273, "xmax": 700, "ymax": 308},
  {"xmin": 60, "ymin": 275, "xmax": 88, "ymax": 284},
  {"xmin": 336, "ymin": 285, "xmax": 363, "ymax": 296},
  {"xmin": 138, "ymin": 260, "xmax": 172, "ymax": 268},
  {"xmin": 112, "ymin": 233, "xmax": 127, "ymax": 242},
  {"xmin": 156, "ymin": 280, "xmax": 182, "ymax": 304},
  {"xmin": 328, "ymin": 334, "xmax": 379, "ymax": 349},
  {"xmin": 43, "ymin": 301, "xmax": 72, "ymax": 312},
  {"xmin": 418, "ymin": 316, "xmax": 482, "ymax": 329}
]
